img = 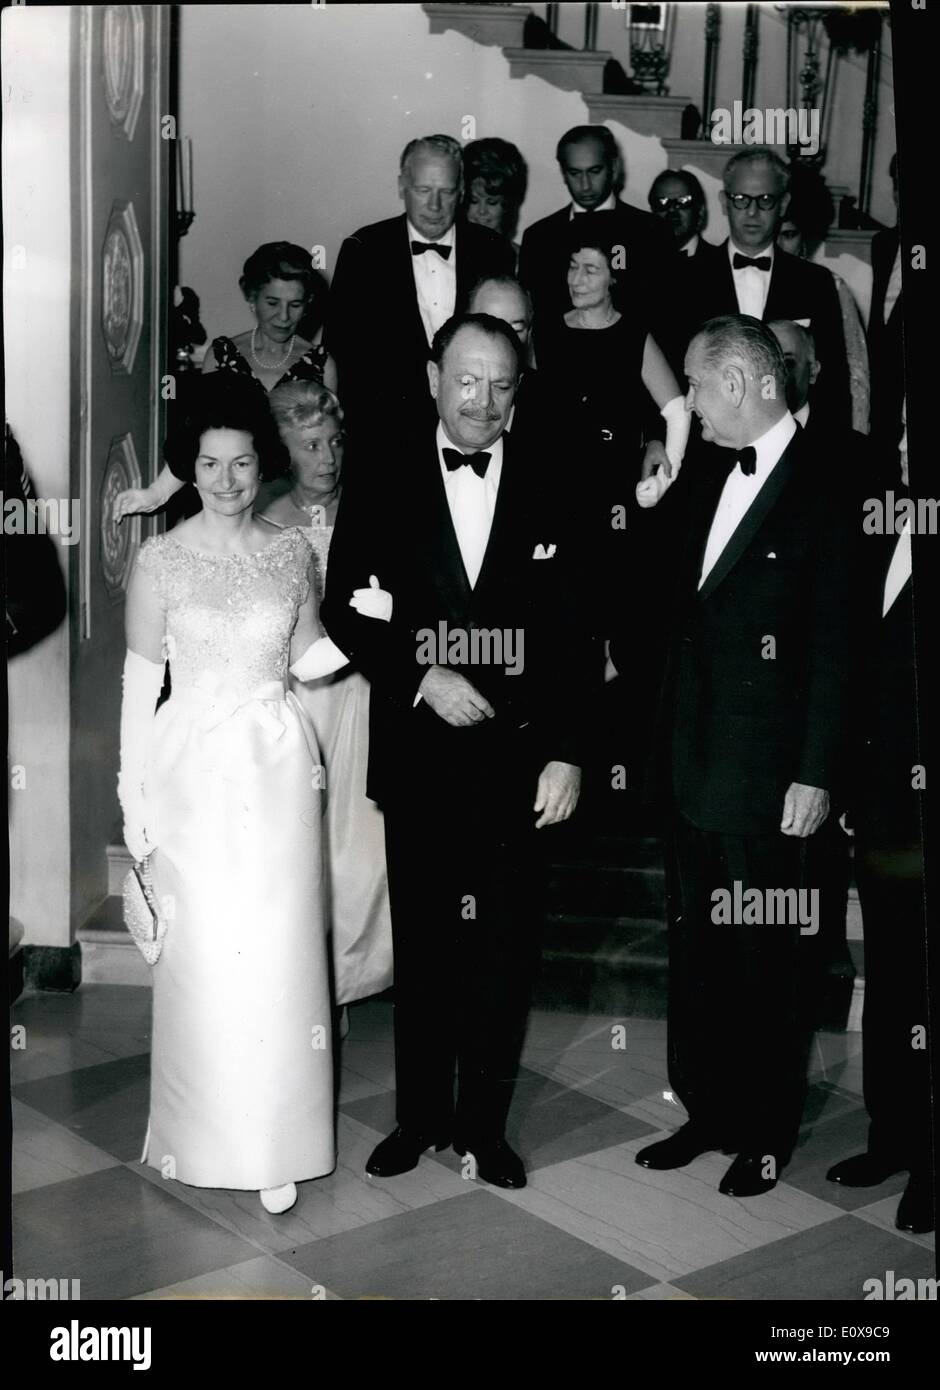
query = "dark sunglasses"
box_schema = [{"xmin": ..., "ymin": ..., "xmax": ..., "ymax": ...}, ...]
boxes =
[{"xmin": 653, "ymin": 194, "xmax": 695, "ymax": 211}]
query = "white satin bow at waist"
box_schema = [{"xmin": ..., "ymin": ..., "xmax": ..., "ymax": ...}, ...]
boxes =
[{"xmin": 168, "ymin": 672, "xmax": 292, "ymax": 738}]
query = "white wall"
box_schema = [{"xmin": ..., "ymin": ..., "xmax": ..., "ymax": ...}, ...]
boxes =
[
  {"xmin": 2, "ymin": 4, "xmax": 73, "ymax": 948},
  {"xmin": 179, "ymin": 3, "xmax": 894, "ymax": 339}
]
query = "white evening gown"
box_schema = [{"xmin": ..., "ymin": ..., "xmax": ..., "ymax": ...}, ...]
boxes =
[
  {"xmin": 137, "ymin": 527, "xmax": 334, "ymax": 1190},
  {"xmin": 268, "ymin": 518, "xmax": 393, "ymax": 1006}
]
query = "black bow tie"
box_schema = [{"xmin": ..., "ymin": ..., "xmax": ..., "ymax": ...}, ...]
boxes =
[
  {"xmin": 735, "ymin": 446, "xmax": 757, "ymax": 475},
  {"xmin": 443, "ymin": 447, "xmax": 491, "ymax": 478},
  {"xmin": 733, "ymin": 253, "xmax": 772, "ymax": 271},
  {"xmin": 411, "ymin": 240, "xmax": 451, "ymax": 260}
]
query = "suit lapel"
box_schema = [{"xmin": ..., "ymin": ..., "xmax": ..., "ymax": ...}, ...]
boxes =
[
  {"xmin": 420, "ymin": 437, "xmax": 473, "ymax": 615},
  {"xmin": 697, "ymin": 437, "xmax": 798, "ymax": 602},
  {"xmin": 472, "ymin": 433, "xmax": 526, "ymax": 605},
  {"xmin": 394, "ymin": 215, "xmax": 433, "ymax": 357}
]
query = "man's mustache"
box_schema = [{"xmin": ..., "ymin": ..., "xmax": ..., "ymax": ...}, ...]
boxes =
[{"xmin": 460, "ymin": 408, "xmax": 501, "ymax": 421}]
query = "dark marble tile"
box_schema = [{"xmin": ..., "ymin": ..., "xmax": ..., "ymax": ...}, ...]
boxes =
[
  {"xmin": 12, "ymin": 1166, "xmax": 258, "ymax": 1301},
  {"xmin": 283, "ymin": 1189, "xmax": 651, "ymax": 1301},
  {"xmin": 341, "ymin": 1065, "xmax": 658, "ymax": 1175},
  {"xmin": 673, "ymin": 1214, "xmax": 937, "ymax": 1301},
  {"xmin": 13, "ymin": 1053, "xmax": 150, "ymax": 1162},
  {"xmin": 785, "ymin": 1107, "xmax": 908, "ymax": 1211}
]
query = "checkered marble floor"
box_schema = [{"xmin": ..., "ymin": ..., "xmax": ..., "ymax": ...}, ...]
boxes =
[{"xmin": 10, "ymin": 987, "xmax": 934, "ymax": 1301}]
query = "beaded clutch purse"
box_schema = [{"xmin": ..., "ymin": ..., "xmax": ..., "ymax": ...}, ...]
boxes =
[{"xmin": 122, "ymin": 856, "xmax": 168, "ymax": 965}]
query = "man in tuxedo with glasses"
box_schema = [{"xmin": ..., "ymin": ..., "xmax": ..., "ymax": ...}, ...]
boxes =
[{"xmin": 683, "ymin": 149, "xmax": 851, "ymax": 432}]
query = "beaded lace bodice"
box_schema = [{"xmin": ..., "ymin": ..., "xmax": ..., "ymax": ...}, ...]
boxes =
[{"xmin": 136, "ymin": 528, "xmax": 312, "ymax": 694}]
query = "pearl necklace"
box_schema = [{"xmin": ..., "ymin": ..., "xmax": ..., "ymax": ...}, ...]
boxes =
[
  {"xmin": 576, "ymin": 304, "xmax": 617, "ymax": 330},
  {"xmin": 250, "ymin": 326, "xmax": 296, "ymax": 371}
]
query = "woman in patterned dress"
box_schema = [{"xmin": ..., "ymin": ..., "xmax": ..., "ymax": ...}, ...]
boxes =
[{"xmin": 118, "ymin": 376, "xmax": 388, "ymax": 1214}]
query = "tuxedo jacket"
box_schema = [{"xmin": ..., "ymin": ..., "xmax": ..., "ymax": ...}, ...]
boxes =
[
  {"xmin": 657, "ymin": 237, "xmax": 726, "ymax": 376},
  {"xmin": 324, "ymin": 214, "xmax": 514, "ymax": 442},
  {"xmin": 684, "ymin": 242, "xmax": 852, "ymax": 431},
  {"xmin": 320, "ymin": 428, "xmax": 593, "ymax": 811},
  {"xmin": 867, "ymin": 229, "xmax": 904, "ymax": 450},
  {"xmin": 519, "ymin": 199, "xmax": 675, "ymax": 334},
  {"xmin": 849, "ymin": 497, "xmax": 919, "ymax": 848},
  {"xmin": 661, "ymin": 426, "xmax": 853, "ymax": 836}
]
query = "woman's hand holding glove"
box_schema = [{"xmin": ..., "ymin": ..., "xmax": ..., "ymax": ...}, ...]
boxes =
[{"xmin": 635, "ymin": 396, "xmax": 690, "ymax": 509}]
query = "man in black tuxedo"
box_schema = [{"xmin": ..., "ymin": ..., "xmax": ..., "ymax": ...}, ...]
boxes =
[
  {"xmin": 647, "ymin": 169, "xmax": 723, "ymax": 378},
  {"xmin": 826, "ymin": 419, "xmax": 934, "ymax": 1234},
  {"xmin": 683, "ymin": 149, "xmax": 851, "ymax": 433},
  {"xmin": 518, "ymin": 125, "xmax": 673, "ymax": 335},
  {"xmin": 867, "ymin": 155, "xmax": 904, "ymax": 454},
  {"xmin": 634, "ymin": 315, "xmax": 852, "ymax": 1197},
  {"xmin": 321, "ymin": 313, "xmax": 591, "ymax": 1189},
  {"xmin": 325, "ymin": 135, "xmax": 514, "ymax": 448}
]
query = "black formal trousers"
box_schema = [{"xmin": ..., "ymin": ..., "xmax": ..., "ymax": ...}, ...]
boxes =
[
  {"xmin": 855, "ymin": 841, "xmax": 932, "ymax": 1179},
  {"xmin": 382, "ymin": 761, "xmax": 546, "ymax": 1145},
  {"xmin": 666, "ymin": 813, "xmax": 818, "ymax": 1160}
]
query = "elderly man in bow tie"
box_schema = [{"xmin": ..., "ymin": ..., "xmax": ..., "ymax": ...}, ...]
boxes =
[
  {"xmin": 321, "ymin": 312, "xmax": 593, "ymax": 1190},
  {"xmin": 680, "ymin": 149, "xmax": 851, "ymax": 432},
  {"xmin": 325, "ymin": 135, "xmax": 515, "ymax": 453},
  {"xmin": 633, "ymin": 314, "xmax": 853, "ymax": 1197}
]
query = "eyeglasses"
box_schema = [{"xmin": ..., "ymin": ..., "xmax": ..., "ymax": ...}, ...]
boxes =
[
  {"xmin": 726, "ymin": 193, "xmax": 784, "ymax": 212},
  {"xmin": 653, "ymin": 195, "xmax": 695, "ymax": 211}
]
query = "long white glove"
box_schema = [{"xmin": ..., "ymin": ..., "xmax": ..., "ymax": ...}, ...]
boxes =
[
  {"xmin": 117, "ymin": 649, "xmax": 165, "ymax": 861},
  {"xmin": 291, "ymin": 577, "xmax": 393, "ymax": 681},
  {"xmin": 636, "ymin": 396, "xmax": 690, "ymax": 509}
]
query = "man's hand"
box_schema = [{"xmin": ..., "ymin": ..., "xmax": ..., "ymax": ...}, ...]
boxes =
[
  {"xmin": 780, "ymin": 782, "xmax": 829, "ymax": 837},
  {"xmin": 418, "ymin": 665, "xmax": 494, "ymax": 727},
  {"xmin": 533, "ymin": 761, "xmax": 581, "ymax": 829}
]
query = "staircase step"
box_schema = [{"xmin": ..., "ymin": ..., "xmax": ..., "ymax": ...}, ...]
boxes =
[
  {"xmin": 586, "ymin": 93, "xmax": 693, "ymax": 139},
  {"xmin": 503, "ymin": 47, "xmax": 610, "ymax": 95},
  {"xmin": 78, "ymin": 895, "xmax": 153, "ymax": 987},
  {"xmin": 424, "ymin": 2, "xmax": 531, "ymax": 49}
]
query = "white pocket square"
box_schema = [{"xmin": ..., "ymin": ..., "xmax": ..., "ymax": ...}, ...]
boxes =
[
  {"xmin": 794, "ymin": 318, "xmax": 811, "ymax": 329},
  {"xmin": 766, "ymin": 551, "xmax": 777, "ymax": 559},
  {"xmin": 532, "ymin": 543, "xmax": 557, "ymax": 559}
]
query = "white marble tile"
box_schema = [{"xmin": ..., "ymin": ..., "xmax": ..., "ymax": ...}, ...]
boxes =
[
  {"xmin": 488, "ymin": 1138, "xmax": 845, "ymax": 1284},
  {"xmin": 337, "ymin": 1039, "xmax": 397, "ymax": 1093},
  {"xmin": 131, "ymin": 1112, "xmax": 469, "ymax": 1256},
  {"xmin": 852, "ymin": 1196, "xmax": 936, "ymax": 1252},
  {"xmin": 12, "ymin": 1098, "xmax": 121, "ymax": 1192},
  {"xmin": 131, "ymin": 1254, "xmax": 341, "ymax": 1300}
]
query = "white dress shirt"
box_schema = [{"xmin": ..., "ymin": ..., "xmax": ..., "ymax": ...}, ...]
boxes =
[
  {"xmin": 728, "ymin": 239, "xmax": 774, "ymax": 320},
  {"xmin": 436, "ymin": 420, "xmax": 503, "ymax": 588},
  {"xmin": 882, "ymin": 515, "xmax": 912, "ymax": 616},
  {"xmin": 794, "ymin": 401, "xmax": 810, "ymax": 429},
  {"xmin": 681, "ymin": 234, "xmax": 700, "ymax": 258},
  {"xmin": 408, "ymin": 220, "xmax": 457, "ymax": 346},
  {"xmin": 884, "ymin": 244, "xmax": 903, "ymax": 324},
  {"xmin": 699, "ymin": 412, "xmax": 797, "ymax": 588},
  {"xmin": 570, "ymin": 193, "xmax": 617, "ymax": 218}
]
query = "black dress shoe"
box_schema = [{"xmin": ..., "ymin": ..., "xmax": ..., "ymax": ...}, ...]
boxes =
[
  {"xmin": 635, "ymin": 1124, "xmax": 719, "ymax": 1171},
  {"xmin": 719, "ymin": 1152, "xmax": 779, "ymax": 1197},
  {"xmin": 365, "ymin": 1127, "xmax": 450, "ymax": 1178},
  {"xmin": 826, "ymin": 1152, "xmax": 907, "ymax": 1187},
  {"xmin": 896, "ymin": 1176, "xmax": 935, "ymax": 1234},
  {"xmin": 453, "ymin": 1138, "xmax": 526, "ymax": 1189}
]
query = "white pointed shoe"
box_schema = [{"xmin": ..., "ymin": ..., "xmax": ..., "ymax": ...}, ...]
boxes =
[{"xmin": 260, "ymin": 1182, "xmax": 297, "ymax": 1214}]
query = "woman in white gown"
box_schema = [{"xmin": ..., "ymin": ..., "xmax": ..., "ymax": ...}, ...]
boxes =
[
  {"xmin": 261, "ymin": 381, "xmax": 393, "ymax": 1006},
  {"xmin": 119, "ymin": 377, "xmax": 389, "ymax": 1213}
]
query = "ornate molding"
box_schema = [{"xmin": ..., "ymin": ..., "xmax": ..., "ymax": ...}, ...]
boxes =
[
  {"xmin": 99, "ymin": 433, "xmax": 142, "ymax": 600},
  {"xmin": 101, "ymin": 199, "xmax": 144, "ymax": 375},
  {"xmin": 102, "ymin": 4, "xmax": 145, "ymax": 141}
]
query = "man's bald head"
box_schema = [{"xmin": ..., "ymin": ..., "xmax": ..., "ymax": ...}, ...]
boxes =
[{"xmin": 768, "ymin": 318, "xmax": 820, "ymax": 415}]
